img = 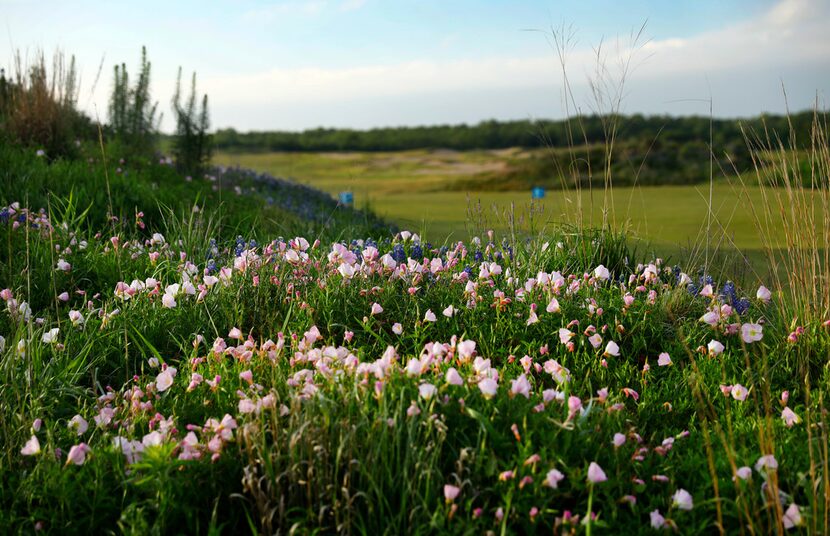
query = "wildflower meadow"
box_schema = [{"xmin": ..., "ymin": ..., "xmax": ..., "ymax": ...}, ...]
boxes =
[
  {"xmin": 2, "ymin": 133, "xmax": 829, "ymax": 534},
  {"xmin": 1, "ymin": 36, "xmax": 829, "ymax": 535}
]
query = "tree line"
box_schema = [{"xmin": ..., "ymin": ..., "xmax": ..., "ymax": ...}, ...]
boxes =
[{"xmin": 213, "ymin": 111, "xmax": 821, "ymax": 153}]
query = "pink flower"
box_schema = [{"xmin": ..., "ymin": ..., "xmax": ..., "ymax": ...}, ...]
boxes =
[
  {"xmin": 700, "ymin": 310, "xmax": 720, "ymax": 326},
  {"xmin": 418, "ymin": 383, "xmax": 437, "ymax": 400},
  {"xmin": 499, "ymin": 470, "xmax": 514, "ymax": 481},
  {"xmin": 567, "ymin": 396, "xmax": 582, "ymax": 415},
  {"xmin": 155, "ymin": 367, "xmax": 177, "ymax": 392},
  {"xmin": 457, "ymin": 340, "xmax": 476, "ymax": 361},
  {"xmin": 445, "ymin": 367, "xmax": 464, "ymax": 386},
  {"xmin": 545, "ymin": 468, "xmax": 565, "ymax": 488},
  {"xmin": 672, "ymin": 488, "xmax": 693, "ymax": 510},
  {"xmin": 657, "ymin": 352, "xmax": 672, "ymax": 366},
  {"xmin": 650, "ymin": 510, "xmax": 666, "ymax": 529},
  {"xmin": 21, "ymin": 435, "xmax": 41, "ymax": 456},
  {"xmin": 443, "ymin": 484, "xmax": 460, "ymax": 502},
  {"xmin": 588, "ymin": 333, "xmax": 603, "ymax": 349},
  {"xmin": 406, "ymin": 402, "xmax": 420, "ymax": 417},
  {"xmin": 781, "ymin": 407, "xmax": 800, "ymax": 427},
  {"xmin": 66, "ymin": 443, "xmax": 90, "ymax": 466},
  {"xmin": 613, "ymin": 433, "xmax": 626, "ymax": 447},
  {"xmin": 478, "ymin": 378, "xmax": 498, "ymax": 399},
  {"xmin": 741, "ymin": 323, "xmax": 763, "ymax": 343},
  {"xmin": 510, "ymin": 374, "xmax": 531, "ymax": 398},
  {"xmin": 370, "ymin": 303, "xmax": 383, "ymax": 316},
  {"xmin": 424, "ymin": 309, "xmax": 437, "ymax": 322},
  {"xmin": 707, "ymin": 340, "xmax": 725, "ymax": 356},
  {"xmin": 228, "ymin": 327, "xmax": 243, "ymax": 340},
  {"xmin": 756, "ymin": 285, "xmax": 771, "ymax": 304},
  {"xmin": 734, "ymin": 466, "xmax": 752, "ymax": 481},
  {"xmin": 546, "ymin": 298, "xmax": 560, "ymax": 313},
  {"xmin": 587, "ymin": 462, "xmax": 607, "ymax": 484},
  {"xmin": 754, "ymin": 454, "xmax": 778, "ymax": 473},
  {"xmin": 558, "ymin": 328, "xmax": 574, "ymax": 345},
  {"xmin": 783, "ymin": 503, "xmax": 802, "ymax": 529},
  {"xmin": 622, "ymin": 387, "xmax": 639, "ymax": 401},
  {"xmin": 442, "ymin": 305, "xmax": 455, "ymax": 318},
  {"xmin": 604, "ymin": 341, "xmax": 620, "ymax": 357},
  {"xmin": 392, "ymin": 323, "xmax": 403, "ymax": 335},
  {"xmin": 239, "ymin": 370, "xmax": 253, "ymax": 385},
  {"xmin": 731, "ymin": 384, "xmax": 748, "ymax": 401}
]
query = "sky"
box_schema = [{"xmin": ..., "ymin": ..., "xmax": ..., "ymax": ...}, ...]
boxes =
[{"xmin": 2, "ymin": 0, "xmax": 829, "ymax": 132}]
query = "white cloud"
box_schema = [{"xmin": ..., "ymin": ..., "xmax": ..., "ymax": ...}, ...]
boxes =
[
  {"xmin": 71, "ymin": 0, "xmax": 828, "ymax": 130},
  {"xmin": 240, "ymin": 1, "xmax": 328, "ymax": 22},
  {"xmin": 339, "ymin": 0, "xmax": 366, "ymax": 12},
  {"xmin": 214, "ymin": 0, "xmax": 828, "ymax": 108}
]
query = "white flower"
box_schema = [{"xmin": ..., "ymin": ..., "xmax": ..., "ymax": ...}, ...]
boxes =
[
  {"xmin": 21, "ymin": 435, "xmax": 41, "ymax": 456},
  {"xmin": 155, "ymin": 369, "xmax": 176, "ymax": 392},
  {"xmin": 593, "ymin": 265, "xmax": 610, "ymax": 281},
  {"xmin": 707, "ymin": 340, "xmax": 725, "ymax": 356},
  {"xmin": 69, "ymin": 310, "xmax": 84, "ymax": 327},
  {"xmin": 672, "ymin": 488, "xmax": 694, "ymax": 510},
  {"xmin": 741, "ymin": 323, "xmax": 763, "ymax": 343},
  {"xmin": 42, "ymin": 328, "xmax": 60, "ymax": 344},
  {"xmin": 162, "ymin": 293, "xmax": 177, "ymax": 308},
  {"xmin": 68, "ymin": 415, "xmax": 89, "ymax": 436}
]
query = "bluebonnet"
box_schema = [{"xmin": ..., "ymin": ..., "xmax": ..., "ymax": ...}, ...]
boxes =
[
  {"xmin": 735, "ymin": 298, "xmax": 750, "ymax": 315},
  {"xmin": 474, "ymin": 250, "xmax": 484, "ymax": 263},
  {"xmin": 391, "ymin": 244, "xmax": 406, "ymax": 264},
  {"xmin": 463, "ymin": 265, "xmax": 474, "ymax": 277},
  {"xmin": 410, "ymin": 244, "xmax": 423, "ymax": 261},
  {"xmin": 0, "ymin": 208, "xmax": 9, "ymax": 224},
  {"xmin": 234, "ymin": 236, "xmax": 246, "ymax": 257}
]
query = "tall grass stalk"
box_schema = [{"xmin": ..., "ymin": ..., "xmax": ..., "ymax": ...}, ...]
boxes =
[{"xmin": 739, "ymin": 105, "xmax": 830, "ymax": 324}]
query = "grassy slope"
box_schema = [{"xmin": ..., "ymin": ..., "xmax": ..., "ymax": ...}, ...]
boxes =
[{"xmin": 214, "ymin": 149, "xmax": 817, "ymax": 285}]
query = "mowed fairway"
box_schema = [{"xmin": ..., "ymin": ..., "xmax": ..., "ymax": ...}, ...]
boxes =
[{"xmin": 215, "ymin": 149, "xmax": 815, "ymax": 275}]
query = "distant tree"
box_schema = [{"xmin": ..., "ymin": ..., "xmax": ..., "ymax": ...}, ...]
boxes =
[
  {"xmin": 108, "ymin": 46, "xmax": 160, "ymax": 157},
  {"xmin": 171, "ymin": 68, "xmax": 212, "ymax": 176}
]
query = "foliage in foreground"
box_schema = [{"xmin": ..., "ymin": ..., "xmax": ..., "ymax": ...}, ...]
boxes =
[{"xmin": 1, "ymin": 186, "xmax": 829, "ymax": 534}]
